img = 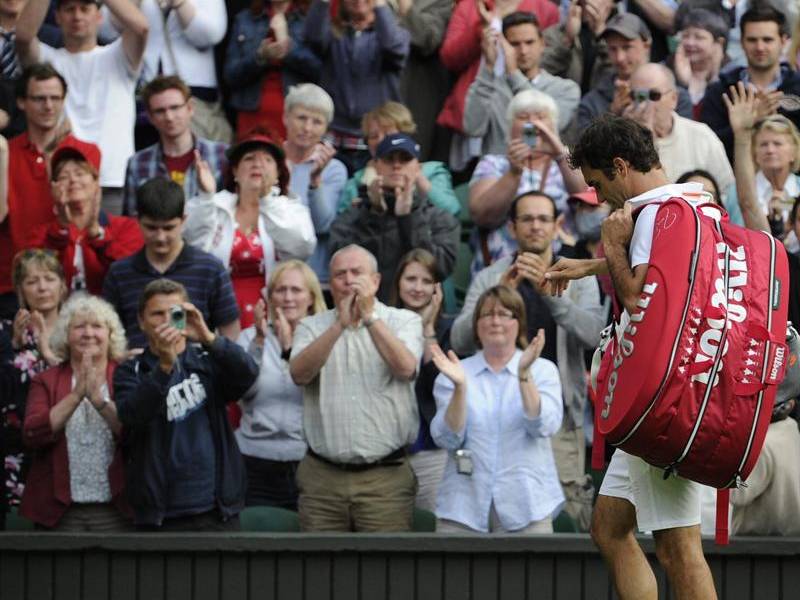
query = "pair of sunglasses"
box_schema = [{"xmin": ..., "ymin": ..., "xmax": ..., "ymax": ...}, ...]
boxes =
[{"xmin": 629, "ymin": 89, "xmax": 666, "ymax": 103}]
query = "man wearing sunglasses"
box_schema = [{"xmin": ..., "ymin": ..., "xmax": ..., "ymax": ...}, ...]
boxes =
[
  {"xmin": 624, "ymin": 62, "xmax": 734, "ymax": 199},
  {"xmin": 577, "ymin": 13, "xmax": 694, "ymax": 131}
]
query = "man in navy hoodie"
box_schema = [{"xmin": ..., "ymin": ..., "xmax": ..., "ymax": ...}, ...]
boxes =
[{"xmin": 114, "ymin": 278, "xmax": 258, "ymax": 530}]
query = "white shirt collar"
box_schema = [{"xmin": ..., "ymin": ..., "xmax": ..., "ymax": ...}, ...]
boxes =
[
  {"xmin": 475, "ymin": 349, "xmax": 521, "ymax": 376},
  {"xmin": 627, "ymin": 182, "xmax": 708, "ymax": 211}
]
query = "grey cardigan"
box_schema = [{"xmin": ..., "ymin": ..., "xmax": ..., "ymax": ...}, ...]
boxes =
[
  {"xmin": 450, "ymin": 255, "xmax": 606, "ymax": 429},
  {"xmin": 463, "ymin": 64, "xmax": 580, "ymax": 157},
  {"xmin": 236, "ymin": 327, "xmax": 306, "ymax": 462}
]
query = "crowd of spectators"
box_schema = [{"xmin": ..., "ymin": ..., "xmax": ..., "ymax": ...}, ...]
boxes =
[{"xmin": 0, "ymin": 0, "xmax": 798, "ymax": 536}]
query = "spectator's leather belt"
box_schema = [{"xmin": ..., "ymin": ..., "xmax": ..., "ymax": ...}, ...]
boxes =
[{"xmin": 307, "ymin": 447, "xmax": 406, "ymax": 472}]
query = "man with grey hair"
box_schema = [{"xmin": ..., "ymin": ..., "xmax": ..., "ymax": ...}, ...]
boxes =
[
  {"xmin": 290, "ymin": 243, "xmax": 423, "ymax": 532},
  {"xmin": 282, "ymin": 83, "xmax": 348, "ymax": 287},
  {"xmin": 625, "ymin": 63, "xmax": 733, "ymax": 196},
  {"xmin": 463, "ymin": 11, "xmax": 580, "ymax": 156}
]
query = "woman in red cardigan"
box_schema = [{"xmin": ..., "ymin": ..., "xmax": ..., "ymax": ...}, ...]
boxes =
[{"xmin": 21, "ymin": 295, "xmax": 130, "ymax": 531}]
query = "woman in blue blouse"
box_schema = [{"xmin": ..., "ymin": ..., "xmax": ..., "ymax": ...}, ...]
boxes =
[{"xmin": 430, "ymin": 285, "xmax": 563, "ymax": 533}]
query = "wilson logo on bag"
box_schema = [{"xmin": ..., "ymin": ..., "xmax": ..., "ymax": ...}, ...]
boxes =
[{"xmin": 593, "ymin": 197, "xmax": 789, "ymax": 497}]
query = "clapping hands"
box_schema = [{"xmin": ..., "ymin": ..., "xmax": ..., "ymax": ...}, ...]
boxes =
[{"xmin": 431, "ymin": 343, "xmax": 466, "ymax": 387}]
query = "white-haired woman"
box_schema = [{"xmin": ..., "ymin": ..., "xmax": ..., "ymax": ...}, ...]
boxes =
[
  {"xmin": 468, "ymin": 88, "xmax": 586, "ymax": 274},
  {"xmin": 20, "ymin": 295, "xmax": 130, "ymax": 531},
  {"xmin": 282, "ymin": 83, "xmax": 348, "ymax": 286}
]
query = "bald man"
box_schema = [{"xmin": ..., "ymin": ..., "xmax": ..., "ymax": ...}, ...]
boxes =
[
  {"xmin": 624, "ymin": 63, "xmax": 734, "ymax": 198},
  {"xmin": 290, "ymin": 244, "xmax": 423, "ymax": 532}
]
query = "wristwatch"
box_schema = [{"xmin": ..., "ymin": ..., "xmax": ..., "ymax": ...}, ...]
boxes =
[{"xmin": 362, "ymin": 311, "xmax": 379, "ymax": 328}]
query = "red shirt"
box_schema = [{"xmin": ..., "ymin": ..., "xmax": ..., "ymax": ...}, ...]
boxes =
[
  {"xmin": 0, "ymin": 133, "xmax": 85, "ymax": 293},
  {"xmin": 163, "ymin": 148, "xmax": 195, "ymax": 188},
  {"xmin": 27, "ymin": 213, "xmax": 145, "ymax": 295}
]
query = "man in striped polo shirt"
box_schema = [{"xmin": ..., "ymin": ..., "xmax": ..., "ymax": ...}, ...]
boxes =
[{"xmin": 102, "ymin": 177, "xmax": 240, "ymax": 348}]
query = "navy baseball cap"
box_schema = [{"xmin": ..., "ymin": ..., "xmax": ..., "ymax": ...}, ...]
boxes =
[{"xmin": 375, "ymin": 133, "xmax": 420, "ymax": 160}]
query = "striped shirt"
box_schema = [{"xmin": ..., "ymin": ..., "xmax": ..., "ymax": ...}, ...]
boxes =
[
  {"xmin": 102, "ymin": 242, "xmax": 240, "ymax": 348},
  {"xmin": 291, "ymin": 302, "xmax": 423, "ymax": 463}
]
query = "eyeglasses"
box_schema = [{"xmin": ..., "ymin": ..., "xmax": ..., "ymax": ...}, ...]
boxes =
[
  {"xmin": 149, "ymin": 101, "xmax": 188, "ymax": 117},
  {"xmin": 478, "ymin": 310, "xmax": 516, "ymax": 321},
  {"xmin": 629, "ymin": 88, "xmax": 668, "ymax": 103},
  {"xmin": 515, "ymin": 214, "xmax": 556, "ymax": 225},
  {"xmin": 27, "ymin": 94, "xmax": 64, "ymax": 105}
]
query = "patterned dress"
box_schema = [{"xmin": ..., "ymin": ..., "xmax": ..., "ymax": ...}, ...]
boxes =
[
  {"xmin": 0, "ymin": 320, "xmax": 50, "ymax": 515},
  {"xmin": 230, "ymin": 229, "xmax": 266, "ymax": 329}
]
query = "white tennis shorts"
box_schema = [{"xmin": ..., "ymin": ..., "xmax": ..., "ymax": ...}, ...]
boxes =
[{"xmin": 599, "ymin": 449, "xmax": 702, "ymax": 532}]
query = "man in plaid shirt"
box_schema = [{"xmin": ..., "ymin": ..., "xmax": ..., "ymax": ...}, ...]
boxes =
[{"xmin": 123, "ymin": 75, "xmax": 228, "ymax": 216}]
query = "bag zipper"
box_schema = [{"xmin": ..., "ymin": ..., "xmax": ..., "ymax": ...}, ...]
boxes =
[
  {"xmin": 722, "ymin": 230, "xmax": 777, "ymax": 488},
  {"xmin": 669, "ymin": 238, "xmax": 731, "ymax": 472}
]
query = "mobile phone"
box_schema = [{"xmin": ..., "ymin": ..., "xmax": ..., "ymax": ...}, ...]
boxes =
[
  {"xmin": 522, "ymin": 122, "xmax": 537, "ymax": 148},
  {"xmin": 170, "ymin": 305, "xmax": 186, "ymax": 330}
]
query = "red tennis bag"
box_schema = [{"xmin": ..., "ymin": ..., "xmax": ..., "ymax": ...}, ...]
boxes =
[{"xmin": 592, "ymin": 197, "xmax": 789, "ymax": 539}]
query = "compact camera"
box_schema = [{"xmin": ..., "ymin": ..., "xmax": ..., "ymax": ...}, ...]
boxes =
[
  {"xmin": 170, "ymin": 305, "xmax": 186, "ymax": 330},
  {"xmin": 522, "ymin": 122, "xmax": 537, "ymax": 148}
]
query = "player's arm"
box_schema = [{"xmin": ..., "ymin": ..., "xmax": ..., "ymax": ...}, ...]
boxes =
[
  {"xmin": 602, "ymin": 203, "xmax": 648, "ymax": 315},
  {"xmin": 606, "ymin": 250, "xmax": 648, "ymax": 315}
]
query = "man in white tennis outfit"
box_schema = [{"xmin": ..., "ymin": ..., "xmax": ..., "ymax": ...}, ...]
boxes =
[{"xmin": 546, "ymin": 114, "xmax": 717, "ymax": 600}]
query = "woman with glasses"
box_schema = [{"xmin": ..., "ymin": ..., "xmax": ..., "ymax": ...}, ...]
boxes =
[
  {"xmin": 467, "ymin": 89, "xmax": 585, "ymax": 275},
  {"xmin": 0, "ymin": 250, "xmax": 67, "ymax": 528},
  {"xmin": 670, "ymin": 8, "xmax": 729, "ymax": 119},
  {"xmin": 430, "ymin": 284, "xmax": 563, "ymax": 533},
  {"xmin": 20, "ymin": 295, "xmax": 130, "ymax": 531},
  {"xmin": 390, "ymin": 249, "xmax": 450, "ymax": 512}
]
